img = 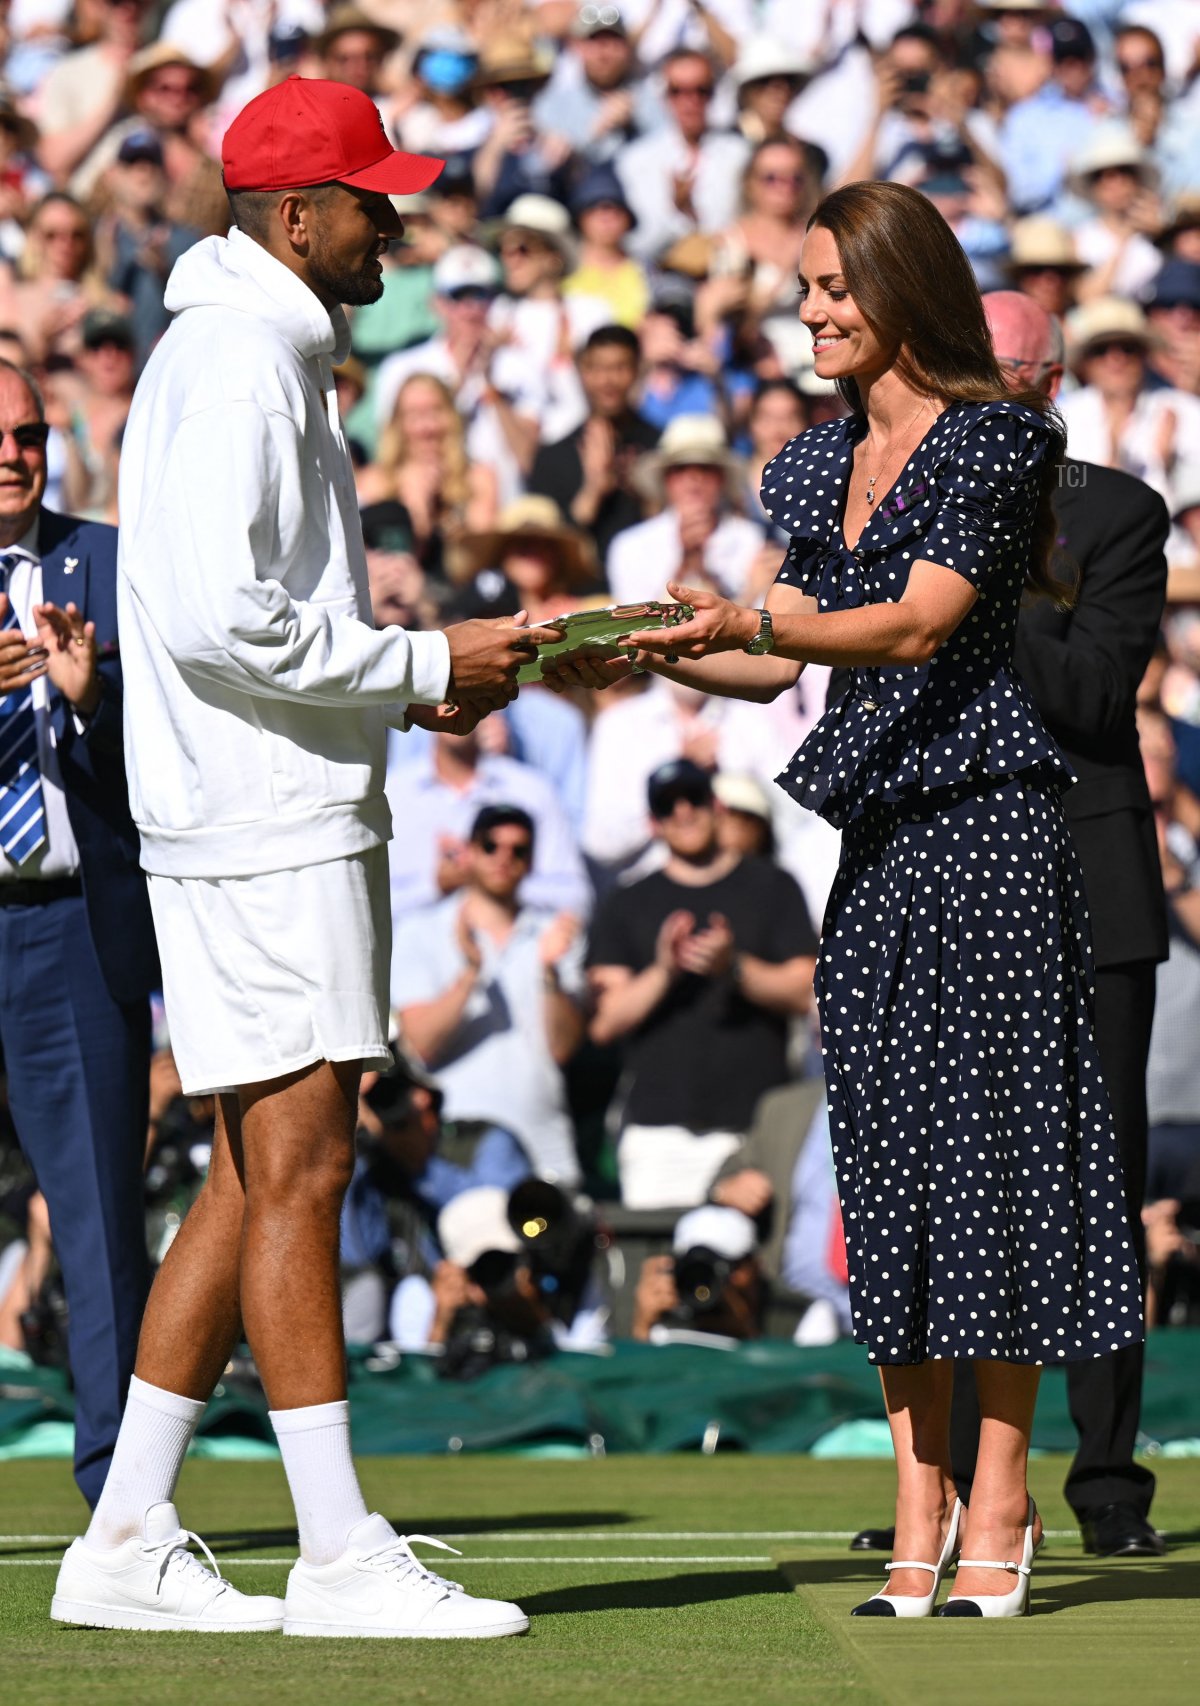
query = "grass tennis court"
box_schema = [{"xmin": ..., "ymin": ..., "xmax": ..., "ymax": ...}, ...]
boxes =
[{"xmin": 3, "ymin": 1455, "xmax": 1198, "ymax": 1705}]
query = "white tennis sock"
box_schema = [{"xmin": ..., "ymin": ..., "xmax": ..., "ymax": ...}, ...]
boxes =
[
  {"xmin": 85, "ymin": 1375, "xmax": 206, "ymax": 1551},
  {"xmin": 269, "ymin": 1399, "xmax": 370, "ymax": 1564}
]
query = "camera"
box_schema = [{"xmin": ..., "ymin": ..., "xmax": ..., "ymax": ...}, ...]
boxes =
[
  {"xmin": 665, "ymin": 1245, "xmax": 734, "ymax": 1325},
  {"xmin": 507, "ymin": 1178, "xmax": 598, "ymax": 1323}
]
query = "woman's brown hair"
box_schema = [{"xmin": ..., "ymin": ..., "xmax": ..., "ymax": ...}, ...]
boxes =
[{"xmin": 808, "ymin": 180, "xmax": 1071, "ymax": 607}]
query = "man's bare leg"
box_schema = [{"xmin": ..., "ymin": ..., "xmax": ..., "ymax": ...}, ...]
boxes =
[{"xmin": 236, "ymin": 1058, "xmax": 359, "ymax": 1407}]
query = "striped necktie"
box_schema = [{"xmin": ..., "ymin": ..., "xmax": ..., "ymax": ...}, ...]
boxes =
[{"xmin": 0, "ymin": 551, "xmax": 46, "ymax": 866}]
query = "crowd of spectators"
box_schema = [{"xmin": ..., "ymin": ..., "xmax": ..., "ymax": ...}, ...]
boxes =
[{"xmin": 3, "ymin": 0, "xmax": 1200, "ymax": 1367}]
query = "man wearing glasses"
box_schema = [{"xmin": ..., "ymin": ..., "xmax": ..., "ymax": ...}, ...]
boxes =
[
  {"xmin": 616, "ymin": 45, "xmax": 749, "ymax": 263},
  {"xmin": 0, "ymin": 358, "xmax": 158, "ymax": 1512},
  {"xmin": 392, "ymin": 805, "xmax": 585, "ymax": 1191}
]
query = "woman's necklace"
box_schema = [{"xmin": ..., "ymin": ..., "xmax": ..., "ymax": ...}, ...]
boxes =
[{"xmin": 863, "ymin": 399, "xmax": 932, "ymax": 505}]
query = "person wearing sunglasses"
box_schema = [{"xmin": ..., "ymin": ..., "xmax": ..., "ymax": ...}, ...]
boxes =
[
  {"xmin": 392, "ymin": 804, "xmax": 585, "ymax": 1190},
  {"xmin": 1060, "ymin": 294, "xmax": 1200, "ymax": 513},
  {"xmin": 615, "ymin": 46, "xmax": 749, "ymax": 265},
  {"xmin": 588, "ymin": 757, "xmax": 816, "ymax": 1211}
]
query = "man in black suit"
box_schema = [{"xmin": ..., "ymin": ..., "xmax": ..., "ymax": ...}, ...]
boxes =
[
  {"xmin": 0, "ymin": 358, "xmax": 158, "ymax": 1507},
  {"xmin": 971, "ymin": 292, "xmax": 1169, "ymax": 1553},
  {"xmin": 851, "ymin": 292, "xmax": 1169, "ymax": 1559}
]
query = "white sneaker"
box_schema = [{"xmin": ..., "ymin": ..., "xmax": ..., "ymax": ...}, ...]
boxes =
[
  {"xmin": 283, "ymin": 1514, "xmax": 528, "ymax": 1639},
  {"xmin": 51, "ymin": 1502, "xmax": 285, "ymax": 1633}
]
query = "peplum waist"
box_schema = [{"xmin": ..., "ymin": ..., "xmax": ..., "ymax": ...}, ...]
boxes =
[{"xmin": 777, "ymin": 663, "xmax": 1074, "ymax": 829}]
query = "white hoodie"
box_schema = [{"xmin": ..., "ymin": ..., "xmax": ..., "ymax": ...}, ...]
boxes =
[{"xmin": 117, "ymin": 227, "xmax": 451, "ymax": 879}]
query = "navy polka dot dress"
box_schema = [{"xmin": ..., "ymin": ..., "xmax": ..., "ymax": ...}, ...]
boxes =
[{"xmin": 763, "ymin": 401, "xmax": 1143, "ymax": 1366}]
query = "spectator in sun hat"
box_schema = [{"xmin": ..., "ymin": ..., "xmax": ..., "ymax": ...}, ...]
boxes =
[
  {"xmin": 1060, "ymin": 296, "xmax": 1200, "ymax": 511},
  {"xmin": 1067, "ymin": 123, "xmax": 1164, "ymax": 303},
  {"xmin": 1143, "ymin": 259, "xmax": 1200, "ymax": 396},
  {"xmin": 1006, "ymin": 215, "xmax": 1087, "ymax": 319},
  {"xmin": 316, "ymin": 6, "xmax": 399, "ymax": 94},
  {"xmin": 999, "ymin": 13, "xmax": 1106, "ymax": 216},
  {"xmin": 730, "ymin": 34, "xmax": 816, "ymax": 148},
  {"xmin": 472, "ymin": 32, "xmax": 571, "ymax": 218},
  {"xmin": 713, "ymin": 770, "xmax": 775, "ymax": 862},
  {"xmin": 315, "ymin": 8, "xmax": 410, "ymax": 142},
  {"xmin": 533, "ymin": 4, "xmax": 660, "ymax": 164},
  {"xmin": 456, "ymin": 495, "xmax": 598, "ymax": 627},
  {"xmin": 1156, "ymin": 194, "xmax": 1200, "ymax": 268},
  {"xmin": 67, "ymin": 40, "xmax": 221, "ymax": 208},
  {"xmin": 491, "ymin": 193, "xmax": 612, "ymax": 449},
  {"xmin": 607, "ymin": 414, "xmax": 762, "ymax": 608},
  {"xmin": 564, "ymin": 163, "xmax": 648, "ymax": 331}
]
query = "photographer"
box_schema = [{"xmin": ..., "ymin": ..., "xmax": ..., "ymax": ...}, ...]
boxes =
[
  {"xmin": 427, "ymin": 1181, "xmax": 609, "ymax": 1378},
  {"xmin": 836, "ymin": 25, "xmax": 1004, "ymax": 198},
  {"xmin": 632, "ymin": 1205, "xmax": 764, "ymax": 1343},
  {"xmin": 339, "ymin": 1052, "xmax": 530, "ymax": 1347}
]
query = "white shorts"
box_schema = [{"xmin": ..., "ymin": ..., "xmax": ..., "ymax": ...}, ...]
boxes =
[{"xmin": 147, "ymin": 847, "xmax": 394, "ymax": 1096}]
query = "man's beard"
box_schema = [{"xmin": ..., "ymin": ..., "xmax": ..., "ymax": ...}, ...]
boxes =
[{"xmin": 307, "ymin": 228, "xmax": 384, "ymax": 307}]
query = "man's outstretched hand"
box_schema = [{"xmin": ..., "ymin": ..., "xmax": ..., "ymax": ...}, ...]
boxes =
[{"xmin": 444, "ymin": 611, "xmax": 563, "ymax": 695}]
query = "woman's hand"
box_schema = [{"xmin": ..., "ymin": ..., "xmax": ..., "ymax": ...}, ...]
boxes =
[{"xmin": 622, "ymin": 581, "xmax": 759, "ymax": 660}]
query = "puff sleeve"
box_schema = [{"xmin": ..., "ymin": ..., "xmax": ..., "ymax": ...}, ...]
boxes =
[
  {"xmin": 773, "ymin": 535, "xmax": 824, "ymax": 593},
  {"xmin": 919, "ymin": 406, "xmax": 1060, "ymax": 590}
]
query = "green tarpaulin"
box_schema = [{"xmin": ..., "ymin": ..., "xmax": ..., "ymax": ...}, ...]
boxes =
[{"xmin": 2, "ymin": 1334, "xmax": 1197, "ymax": 1459}]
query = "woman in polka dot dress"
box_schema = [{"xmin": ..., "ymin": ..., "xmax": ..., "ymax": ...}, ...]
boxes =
[{"xmin": 615, "ymin": 182, "xmax": 1144, "ymax": 1617}]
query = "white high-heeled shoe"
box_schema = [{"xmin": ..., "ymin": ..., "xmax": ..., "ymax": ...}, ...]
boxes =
[
  {"xmin": 850, "ymin": 1499, "xmax": 962, "ymax": 1618},
  {"xmin": 938, "ymin": 1497, "xmax": 1036, "ymax": 1619}
]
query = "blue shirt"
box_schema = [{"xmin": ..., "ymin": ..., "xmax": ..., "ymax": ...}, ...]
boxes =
[
  {"xmin": 1000, "ymin": 83, "xmax": 1100, "ymax": 215},
  {"xmin": 384, "ymin": 742, "xmax": 592, "ymax": 921}
]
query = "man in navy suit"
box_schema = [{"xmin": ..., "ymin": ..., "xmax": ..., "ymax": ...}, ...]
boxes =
[{"xmin": 0, "ymin": 358, "xmax": 158, "ymax": 1507}]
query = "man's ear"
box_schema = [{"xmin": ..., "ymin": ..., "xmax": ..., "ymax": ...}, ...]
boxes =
[{"xmin": 277, "ymin": 190, "xmax": 309, "ymax": 252}]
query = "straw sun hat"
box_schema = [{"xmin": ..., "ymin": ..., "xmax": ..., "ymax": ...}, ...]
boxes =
[
  {"xmin": 634, "ymin": 414, "xmax": 742, "ymax": 503},
  {"xmin": 459, "ymin": 496, "xmax": 597, "ymax": 584}
]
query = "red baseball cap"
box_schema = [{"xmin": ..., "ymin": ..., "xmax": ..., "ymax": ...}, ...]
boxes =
[{"xmin": 222, "ymin": 76, "xmax": 445, "ymax": 195}]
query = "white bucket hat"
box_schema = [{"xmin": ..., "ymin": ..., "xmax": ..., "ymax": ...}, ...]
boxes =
[{"xmin": 1068, "ymin": 123, "xmax": 1160, "ymax": 198}]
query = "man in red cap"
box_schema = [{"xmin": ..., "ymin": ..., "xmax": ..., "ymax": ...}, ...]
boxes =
[{"xmin": 50, "ymin": 79, "xmax": 546, "ymax": 1642}]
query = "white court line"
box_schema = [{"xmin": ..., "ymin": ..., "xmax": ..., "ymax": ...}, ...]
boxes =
[
  {"xmin": 0, "ymin": 1529, "xmax": 1084, "ymax": 1545},
  {"xmin": 1, "ymin": 1555, "xmax": 774, "ymax": 1568}
]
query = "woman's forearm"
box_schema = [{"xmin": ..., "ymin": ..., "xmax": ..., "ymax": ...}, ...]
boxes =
[
  {"xmin": 769, "ymin": 600, "xmax": 943, "ymax": 668},
  {"xmin": 643, "ymin": 648, "xmax": 801, "ymax": 703}
]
